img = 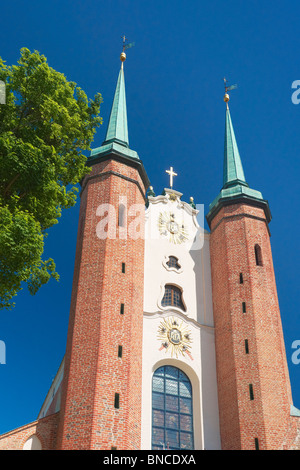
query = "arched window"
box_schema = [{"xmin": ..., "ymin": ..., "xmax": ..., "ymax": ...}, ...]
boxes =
[
  {"xmin": 166, "ymin": 256, "xmax": 181, "ymax": 270},
  {"xmin": 23, "ymin": 435, "xmax": 42, "ymax": 450},
  {"xmin": 152, "ymin": 365, "xmax": 194, "ymax": 450},
  {"xmin": 254, "ymin": 244, "xmax": 263, "ymax": 266},
  {"xmin": 161, "ymin": 285, "xmax": 186, "ymax": 311}
]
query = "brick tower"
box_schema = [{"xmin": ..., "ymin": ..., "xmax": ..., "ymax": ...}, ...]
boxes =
[
  {"xmin": 206, "ymin": 91, "xmax": 293, "ymax": 450},
  {"xmin": 56, "ymin": 50, "xmax": 149, "ymax": 450}
]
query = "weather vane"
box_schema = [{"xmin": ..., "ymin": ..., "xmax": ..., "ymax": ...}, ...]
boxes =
[
  {"xmin": 223, "ymin": 77, "xmax": 238, "ymax": 93},
  {"xmin": 120, "ymin": 35, "xmax": 135, "ymax": 67},
  {"xmin": 121, "ymin": 35, "xmax": 135, "ymax": 52},
  {"xmin": 223, "ymin": 78, "xmax": 237, "ymax": 106}
]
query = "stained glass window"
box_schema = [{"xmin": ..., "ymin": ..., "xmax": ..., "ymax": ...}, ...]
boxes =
[{"xmin": 152, "ymin": 366, "xmax": 194, "ymax": 450}]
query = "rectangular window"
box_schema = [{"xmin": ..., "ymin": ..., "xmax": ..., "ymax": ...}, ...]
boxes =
[
  {"xmin": 254, "ymin": 438, "xmax": 259, "ymax": 450},
  {"xmin": 111, "ymin": 446, "xmax": 117, "ymax": 450},
  {"xmin": 118, "ymin": 345, "xmax": 123, "ymax": 358},
  {"xmin": 240, "ymin": 273, "xmax": 244, "ymax": 284},
  {"xmin": 120, "ymin": 303, "xmax": 124, "ymax": 315},
  {"xmin": 122, "ymin": 262, "xmax": 125, "ymax": 273},
  {"xmin": 249, "ymin": 384, "xmax": 254, "ymax": 401},
  {"xmin": 114, "ymin": 393, "xmax": 120, "ymax": 409},
  {"xmin": 245, "ymin": 339, "xmax": 249, "ymax": 354},
  {"xmin": 242, "ymin": 302, "xmax": 246, "ymax": 313}
]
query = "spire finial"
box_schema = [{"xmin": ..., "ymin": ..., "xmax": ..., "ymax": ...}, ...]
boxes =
[
  {"xmin": 223, "ymin": 78, "xmax": 237, "ymax": 108},
  {"xmin": 120, "ymin": 35, "xmax": 127, "ymax": 66},
  {"xmin": 120, "ymin": 35, "xmax": 135, "ymax": 68}
]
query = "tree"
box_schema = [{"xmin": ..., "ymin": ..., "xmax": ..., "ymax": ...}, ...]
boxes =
[{"xmin": 0, "ymin": 48, "xmax": 102, "ymax": 309}]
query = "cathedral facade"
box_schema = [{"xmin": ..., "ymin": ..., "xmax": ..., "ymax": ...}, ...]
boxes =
[{"xmin": 0, "ymin": 51, "xmax": 300, "ymax": 451}]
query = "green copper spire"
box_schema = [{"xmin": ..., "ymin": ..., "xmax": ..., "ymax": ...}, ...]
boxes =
[
  {"xmin": 89, "ymin": 50, "xmax": 141, "ymax": 163},
  {"xmin": 223, "ymin": 105, "xmax": 247, "ymax": 189},
  {"xmin": 102, "ymin": 64, "xmax": 129, "ymax": 148},
  {"xmin": 206, "ymin": 93, "xmax": 271, "ymax": 226},
  {"xmin": 87, "ymin": 45, "xmax": 149, "ymax": 193}
]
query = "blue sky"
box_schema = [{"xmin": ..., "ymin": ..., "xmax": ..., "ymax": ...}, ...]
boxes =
[{"xmin": 0, "ymin": 0, "xmax": 300, "ymax": 435}]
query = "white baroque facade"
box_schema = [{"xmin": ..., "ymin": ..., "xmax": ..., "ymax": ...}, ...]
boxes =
[{"xmin": 141, "ymin": 188, "xmax": 221, "ymax": 450}]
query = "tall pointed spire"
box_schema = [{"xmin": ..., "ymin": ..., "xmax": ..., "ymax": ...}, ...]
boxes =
[
  {"xmin": 89, "ymin": 45, "xmax": 142, "ymax": 163},
  {"xmin": 102, "ymin": 54, "xmax": 129, "ymax": 148},
  {"xmin": 223, "ymin": 105, "xmax": 247, "ymax": 189},
  {"xmin": 206, "ymin": 88, "xmax": 271, "ymax": 226}
]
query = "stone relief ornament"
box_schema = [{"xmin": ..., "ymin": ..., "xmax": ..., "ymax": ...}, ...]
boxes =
[{"xmin": 157, "ymin": 317, "xmax": 193, "ymax": 360}]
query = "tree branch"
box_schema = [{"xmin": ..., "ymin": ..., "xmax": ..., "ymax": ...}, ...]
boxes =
[{"xmin": 4, "ymin": 173, "xmax": 20, "ymax": 196}]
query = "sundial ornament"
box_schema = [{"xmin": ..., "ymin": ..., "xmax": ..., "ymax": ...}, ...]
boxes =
[
  {"xmin": 158, "ymin": 211, "xmax": 188, "ymax": 244},
  {"xmin": 157, "ymin": 317, "xmax": 193, "ymax": 360}
]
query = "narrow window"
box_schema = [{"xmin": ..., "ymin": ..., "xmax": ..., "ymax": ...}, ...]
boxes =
[
  {"xmin": 118, "ymin": 345, "xmax": 123, "ymax": 358},
  {"xmin": 245, "ymin": 339, "xmax": 249, "ymax": 354},
  {"xmin": 255, "ymin": 244, "xmax": 263, "ymax": 266},
  {"xmin": 118, "ymin": 204, "xmax": 126, "ymax": 228},
  {"xmin": 114, "ymin": 393, "xmax": 120, "ymax": 409},
  {"xmin": 122, "ymin": 262, "xmax": 126, "ymax": 273},
  {"xmin": 249, "ymin": 384, "xmax": 254, "ymax": 401},
  {"xmin": 239, "ymin": 273, "xmax": 244, "ymax": 284},
  {"xmin": 161, "ymin": 284, "xmax": 186, "ymax": 311},
  {"xmin": 254, "ymin": 438, "xmax": 259, "ymax": 450},
  {"xmin": 120, "ymin": 303, "xmax": 124, "ymax": 315},
  {"xmin": 242, "ymin": 302, "xmax": 246, "ymax": 313}
]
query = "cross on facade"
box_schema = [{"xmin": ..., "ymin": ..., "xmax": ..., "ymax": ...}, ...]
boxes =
[{"xmin": 166, "ymin": 166, "xmax": 177, "ymax": 189}]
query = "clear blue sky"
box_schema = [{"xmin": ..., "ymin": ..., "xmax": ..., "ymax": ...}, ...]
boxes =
[{"xmin": 0, "ymin": 0, "xmax": 300, "ymax": 435}]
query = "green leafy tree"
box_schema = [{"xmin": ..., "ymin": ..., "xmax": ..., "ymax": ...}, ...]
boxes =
[{"xmin": 0, "ymin": 48, "xmax": 102, "ymax": 309}]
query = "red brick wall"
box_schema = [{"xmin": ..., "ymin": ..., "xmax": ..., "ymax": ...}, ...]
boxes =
[
  {"xmin": 56, "ymin": 158, "xmax": 147, "ymax": 450},
  {"xmin": 209, "ymin": 202, "xmax": 293, "ymax": 450},
  {"xmin": 0, "ymin": 413, "xmax": 59, "ymax": 450},
  {"xmin": 283, "ymin": 416, "xmax": 300, "ymax": 449}
]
